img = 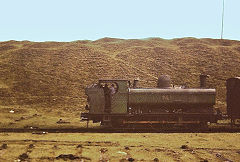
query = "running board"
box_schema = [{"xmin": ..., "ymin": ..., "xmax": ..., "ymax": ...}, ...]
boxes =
[{"xmin": 123, "ymin": 121, "xmax": 202, "ymax": 124}]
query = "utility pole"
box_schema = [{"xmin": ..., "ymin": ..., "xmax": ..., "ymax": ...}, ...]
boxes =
[{"xmin": 221, "ymin": 0, "xmax": 225, "ymax": 39}]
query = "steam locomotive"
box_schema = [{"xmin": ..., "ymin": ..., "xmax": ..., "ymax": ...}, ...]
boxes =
[{"xmin": 81, "ymin": 75, "xmax": 240, "ymax": 127}]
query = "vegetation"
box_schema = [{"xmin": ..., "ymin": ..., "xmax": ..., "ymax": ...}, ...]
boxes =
[
  {"xmin": 0, "ymin": 133, "xmax": 240, "ymax": 161},
  {"xmin": 0, "ymin": 37, "xmax": 240, "ymax": 128},
  {"xmin": 0, "ymin": 37, "xmax": 240, "ymax": 161}
]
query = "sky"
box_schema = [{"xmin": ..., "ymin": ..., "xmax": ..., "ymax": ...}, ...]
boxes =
[{"xmin": 0, "ymin": 0, "xmax": 239, "ymax": 42}]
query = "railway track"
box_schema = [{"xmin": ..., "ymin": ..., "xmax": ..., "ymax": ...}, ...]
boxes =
[{"xmin": 1, "ymin": 125, "xmax": 240, "ymax": 133}]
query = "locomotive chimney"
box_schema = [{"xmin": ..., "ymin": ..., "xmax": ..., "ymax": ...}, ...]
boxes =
[
  {"xmin": 200, "ymin": 74, "xmax": 209, "ymax": 88},
  {"xmin": 133, "ymin": 78, "xmax": 139, "ymax": 88}
]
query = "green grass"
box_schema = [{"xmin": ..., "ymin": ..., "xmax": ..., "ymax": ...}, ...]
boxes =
[
  {"xmin": 0, "ymin": 133, "xmax": 240, "ymax": 161},
  {"xmin": 0, "ymin": 105, "xmax": 99, "ymax": 129}
]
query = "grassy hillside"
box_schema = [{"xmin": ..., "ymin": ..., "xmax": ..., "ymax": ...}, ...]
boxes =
[{"xmin": 0, "ymin": 37, "xmax": 240, "ymax": 112}]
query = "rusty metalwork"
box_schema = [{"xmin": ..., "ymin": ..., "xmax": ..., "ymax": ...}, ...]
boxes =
[{"xmin": 227, "ymin": 77, "xmax": 240, "ymax": 124}]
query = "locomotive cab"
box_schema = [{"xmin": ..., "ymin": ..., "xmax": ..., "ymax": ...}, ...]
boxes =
[{"xmin": 82, "ymin": 80, "xmax": 129, "ymax": 124}]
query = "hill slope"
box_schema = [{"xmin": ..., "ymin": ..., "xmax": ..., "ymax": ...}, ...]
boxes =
[{"xmin": 0, "ymin": 37, "xmax": 240, "ymax": 111}]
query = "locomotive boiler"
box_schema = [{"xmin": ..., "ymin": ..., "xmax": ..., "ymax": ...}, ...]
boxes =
[{"xmin": 81, "ymin": 75, "xmax": 221, "ymax": 127}]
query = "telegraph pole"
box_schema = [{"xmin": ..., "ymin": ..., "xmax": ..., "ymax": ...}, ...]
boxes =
[{"xmin": 221, "ymin": 0, "xmax": 225, "ymax": 39}]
